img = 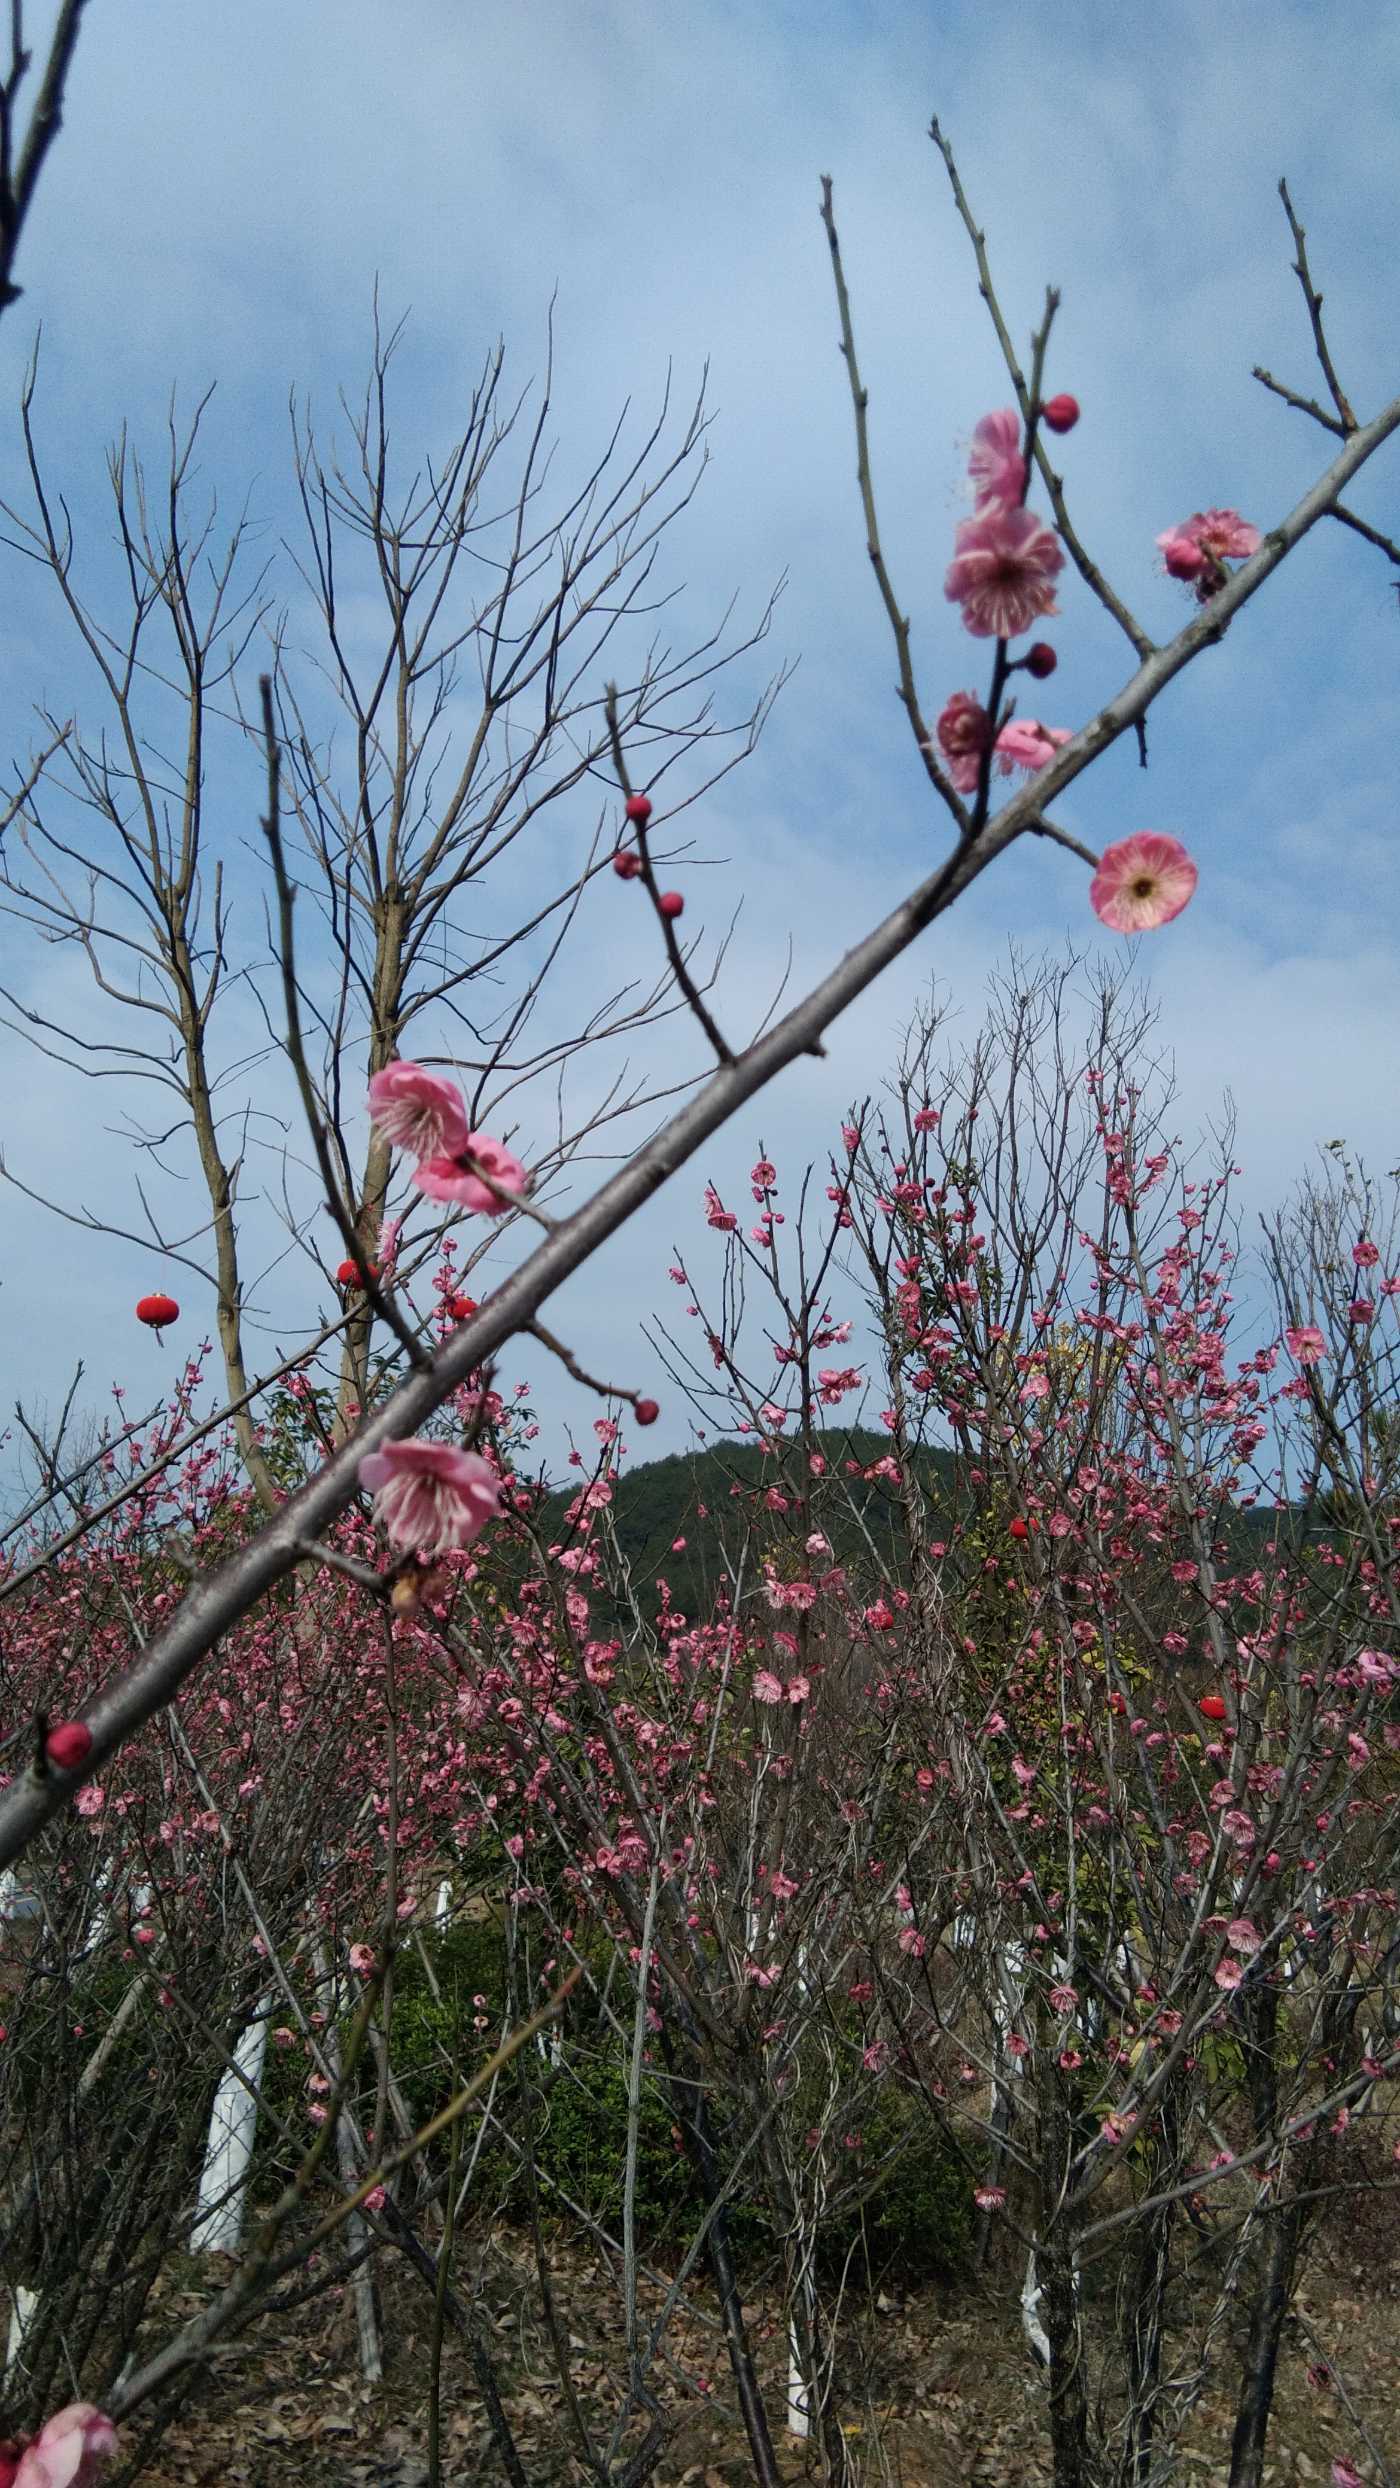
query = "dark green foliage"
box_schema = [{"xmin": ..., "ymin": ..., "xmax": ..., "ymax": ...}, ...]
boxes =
[
  {"xmin": 541, "ymin": 1430, "xmax": 958, "ymax": 1626},
  {"xmin": 379, "ymin": 1918, "xmax": 970, "ymax": 2281},
  {"xmin": 834, "ymin": 2087, "xmax": 973, "ymax": 2281},
  {"xmin": 387, "ymin": 1912, "xmax": 511, "ymax": 2128},
  {"xmin": 517, "ymin": 2048, "xmax": 703, "ymax": 2244}
]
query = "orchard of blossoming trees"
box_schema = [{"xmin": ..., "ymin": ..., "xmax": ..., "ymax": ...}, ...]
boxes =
[{"xmin": 2, "ymin": 24, "xmax": 1400, "ymax": 2479}]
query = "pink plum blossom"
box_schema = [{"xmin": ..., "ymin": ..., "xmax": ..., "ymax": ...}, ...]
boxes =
[
  {"xmin": 1157, "ymin": 508, "xmax": 1261, "ymax": 598},
  {"xmin": 413, "ymin": 1134, "xmax": 527, "ymax": 1215},
  {"xmin": 358, "ymin": 1438, "xmax": 503, "ymax": 1555},
  {"xmin": 1156, "ymin": 529, "xmax": 1208, "ymax": 581},
  {"xmin": 1090, "ymin": 833, "xmax": 1198, "ymax": 933},
  {"xmin": 973, "ymin": 2183, "xmax": 1007, "ymax": 2211},
  {"xmin": 945, "ymin": 503, "xmax": 1064, "ymax": 639},
  {"xmin": 996, "ymin": 717, "xmax": 1072, "ymax": 775},
  {"xmin": 932, "ymin": 690, "xmax": 992, "ymax": 792},
  {"xmin": 1284, "ymin": 1324, "xmax": 1326, "ymax": 1366},
  {"xmin": 12, "ymin": 2406, "xmax": 118, "ymax": 2487},
  {"xmin": 967, "ymin": 408, "xmax": 1026, "ymax": 509},
  {"xmin": 367, "ymin": 1062, "xmax": 471, "ymax": 1161}
]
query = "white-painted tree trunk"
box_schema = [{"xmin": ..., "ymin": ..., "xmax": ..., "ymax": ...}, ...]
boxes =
[
  {"xmin": 190, "ymin": 1998, "xmax": 271, "ymax": 2254},
  {"xmin": 786, "ymin": 2319, "xmax": 811, "ymax": 2437},
  {"xmin": 1020, "ymin": 2248, "xmax": 1051, "ymax": 2365},
  {"xmin": 4, "ymin": 2286, "xmax": 37, "ymax": 2387}
]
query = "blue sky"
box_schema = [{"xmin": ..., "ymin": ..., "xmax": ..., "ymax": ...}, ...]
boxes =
[{"xmin": 1, "ymin": 0, "xmax": 1397, "ymax": 1493}]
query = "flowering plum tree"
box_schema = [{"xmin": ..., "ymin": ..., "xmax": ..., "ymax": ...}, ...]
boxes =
[{"xmin": 1, "ymin": 106, "xmax": 1399, "ymax": 2487}]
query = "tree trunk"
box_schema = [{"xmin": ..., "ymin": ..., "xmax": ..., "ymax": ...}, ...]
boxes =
[{"xmin": 1227, "ymin": 2201, "xmax": 1305, "ymax": 2488}]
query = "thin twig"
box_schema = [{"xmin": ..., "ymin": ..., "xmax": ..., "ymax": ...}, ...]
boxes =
[
  {"xmin": 1252, "ymin": 366, "xmax": 1347, "ymax": 438},
  {"xmin": 929, "ymin": 116, "xmax": 1155, "ymax": 666},
  {"xmin": 1277, "ymin": 176, "xmax": 1356, "ymax": 433},
  {"xmin": 970, "ymin": 288, "xmax": 1059, "ymax": 839},
  {"xmin": 604, "ymin": 685, "xmax": 736, "ymax": 1065},
  {"xmin": 256, "ymin": 676, "xmax": 429, "ymax": 1380},
  {"xmin": 528, "ymin": 1315, "xmax": 644, "ymax": 1406},
  {"xmin": 0, "ymin": 715, "xmax": 71, "ymax": 837},
  {"xmin": 818, "ymin": 175, "xmax": 964, "ymax": 820},
  {"xmin": 0, "ymin": 0, "xmax": 89, "ymax": 310},
  {"xmin": 1328, "ymin": 502, "xmax": 1400, "ymax": 567}
]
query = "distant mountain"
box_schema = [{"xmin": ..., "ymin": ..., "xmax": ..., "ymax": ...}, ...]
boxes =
[{"xmin": 535, "ymin": 1429, "xmax": 1304, "ymax": 1631}]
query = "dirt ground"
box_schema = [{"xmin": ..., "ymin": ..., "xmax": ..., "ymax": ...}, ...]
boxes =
[{"xmin": 124, "ymin": 2211, "xmax": 1400, "ymax": 2488}]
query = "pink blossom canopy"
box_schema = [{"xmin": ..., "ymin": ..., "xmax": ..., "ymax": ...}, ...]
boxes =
[
  {"xmin": 358, "ymin": 1439, "xmax": 503, "ymax": 1556},
  {"xmin": 967, "ymin": 407, "xmax": 1026, "ymax": 510},
  {"xmin": 945, "ymin": 503, "xmax": 1064, "ymax": 639},
  {"xmin": 367, "ymin": 1062, "xmax": 471, "ymax": 1162},
  {"xmin": 413, "ymin": 1134, "xmax": 527, "ymax": 1215},
  {"xmin": 1089, "ymin": 833, "xmax": 1198, "ymax": 933},
  {"xmin": 13, "ymin": 2406, "xmax": 118, "ymax": 2488}
]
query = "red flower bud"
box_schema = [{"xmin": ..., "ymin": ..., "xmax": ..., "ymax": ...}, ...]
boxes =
[
  {"xmin": 1198, "ymin": 1693, "xmax": 1228, "ymax": 1722},
  {"xmin": 1025, "ymin": 642, "xmax": 1057, "ymax": 679},
  {"xmin": 624, "ymin": 793, "xmax": 653, "ymax": 827},
  {"xmin": 135, "ymin": 1292, "xmax": 179, "ymax": 1331},
  {"xmin": 1041, "ymin": 394, "xmax": 1080, "ymax": 433},
  {"xmin": 46, "ymin": 1720, "xmax": 93, "ymax": 1771},
  {"xmin": 634, "ymin": 1397, "xmax": 660, "ymax": 1426},
  {"xmin": 658, "ymin": 891, "xmax": 684, "ymax": 920},
  {"xmin": 612, "ymin": 848, "xmax": 643, "ymax": 879}
]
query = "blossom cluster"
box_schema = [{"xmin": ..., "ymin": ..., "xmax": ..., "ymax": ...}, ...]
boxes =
[
  {"xmin": 366, "ymin": 1061, "xmax": 525, "ymax": 1215},
  {"xmin": 935, "ymin": 401, "xmax": 1224, "ymax": 935}
]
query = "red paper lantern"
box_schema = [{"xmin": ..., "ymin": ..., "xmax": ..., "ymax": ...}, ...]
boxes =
[
  {"xmin": 448, "ymin": 1294, "xmax": 479, "ymax": 1321},
  {"xmin": 634, "ymin": 1398, "xmax": 660, "ymax": 1426},
  {"xmin": 1198, "ymin": 1693, "xmax": 1228, "ymax": 1722},
  {"xmin": 336, "ymin": 1259, "xmax": 379, "ymax": 1289},
  {"xmin": 136, "ymin": 1292, "xmax": 179, "ymax": 1332}
]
